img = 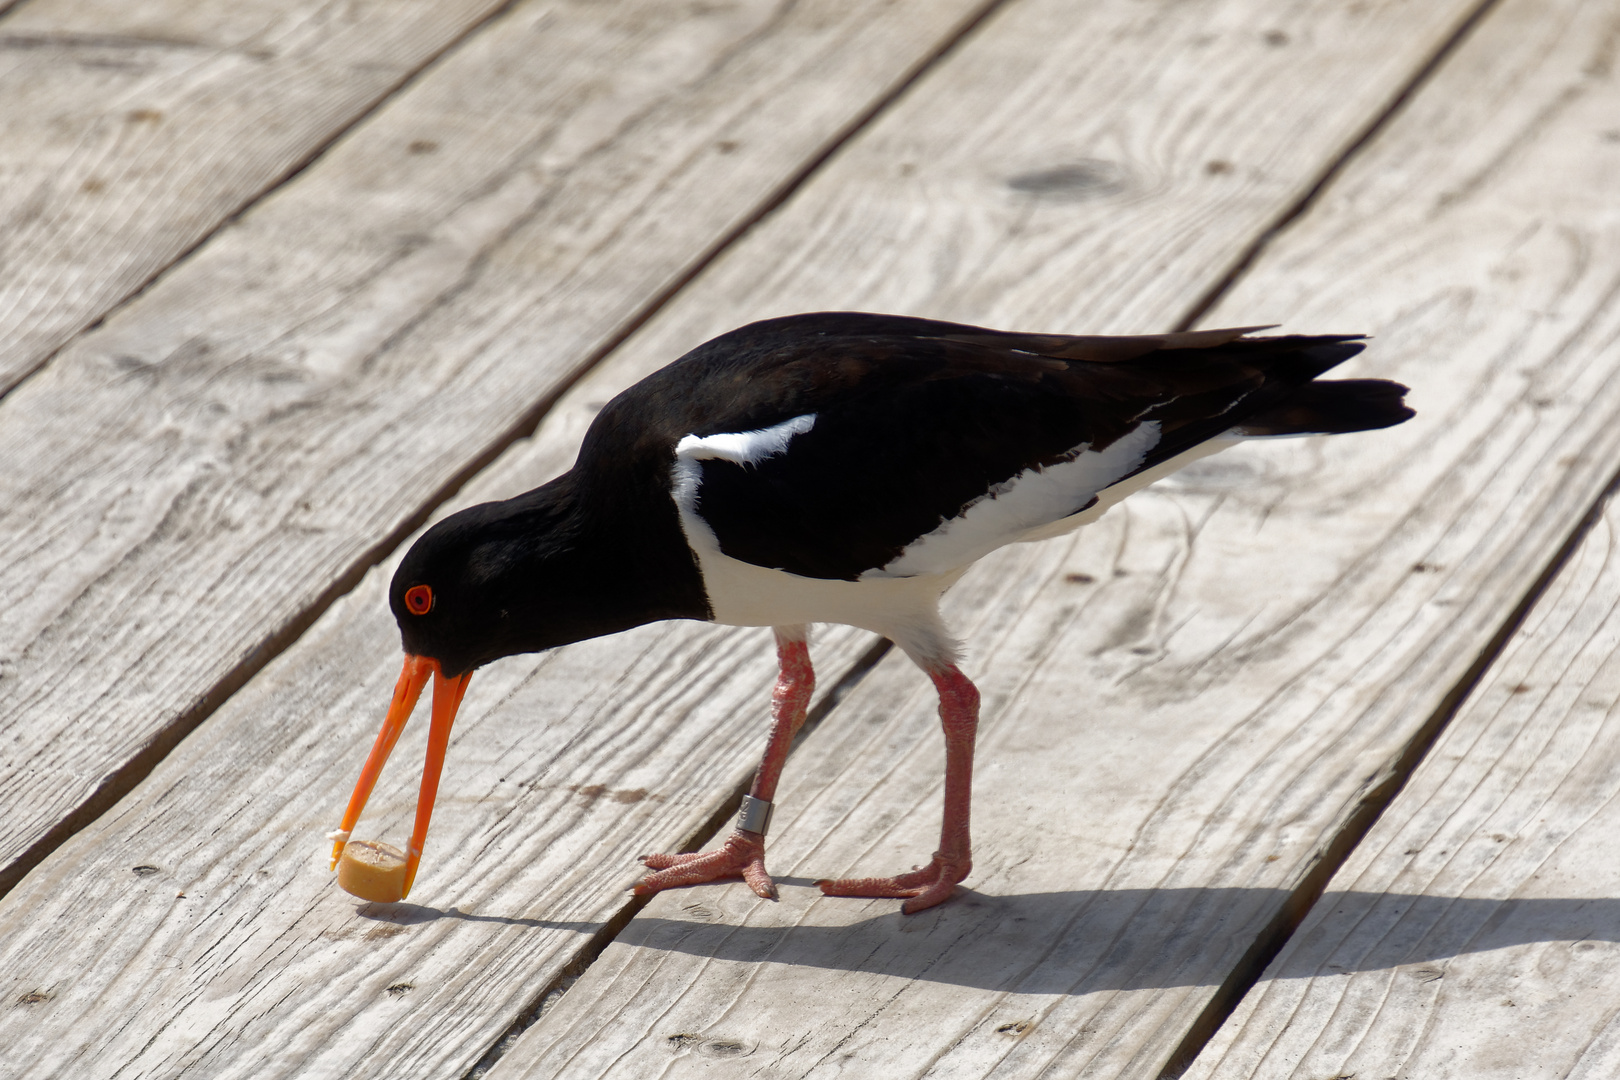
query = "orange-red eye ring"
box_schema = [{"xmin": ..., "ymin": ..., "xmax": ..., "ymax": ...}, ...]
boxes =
[{"xmin": 404, "ymin": 584, "xmax": 433, "ymax": 615}]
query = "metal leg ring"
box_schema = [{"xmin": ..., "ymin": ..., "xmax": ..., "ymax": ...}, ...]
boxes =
[{"xmin": 737, "ymin": 794, "xmax": 774, "ymax": 835}]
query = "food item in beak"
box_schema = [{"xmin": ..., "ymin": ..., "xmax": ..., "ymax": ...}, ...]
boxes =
[
  {"xmin": 337, "ymin": 840, "xmax": 408, "ymax": 903},
  {"xmin": 329, "ymin": 654, "xmax": 472, "ymax": 899}
]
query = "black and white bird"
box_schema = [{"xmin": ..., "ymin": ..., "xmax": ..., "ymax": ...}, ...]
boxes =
[{"xmin": 328, "ymin": 311, "xmax": 1413, "ymax": 912}]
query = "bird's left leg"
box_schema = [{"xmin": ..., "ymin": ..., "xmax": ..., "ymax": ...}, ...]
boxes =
[
  {"xmin": 818, "ymin": 664, "xmax": 978, "ymax": 914},
  {"xmin": 636, "ymin": 626, "xmax": 814, "ymax": 900}
]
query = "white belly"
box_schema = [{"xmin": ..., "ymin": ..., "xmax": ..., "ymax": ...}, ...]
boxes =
[{"xmin": 682, "ymin": 538, "xmax": 965, "ymax": 668}]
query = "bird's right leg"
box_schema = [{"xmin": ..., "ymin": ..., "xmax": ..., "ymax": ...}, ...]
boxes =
[
  {"xmin": 817, "ymin": 663, "xmax": 978, "ymax": 913},
  {"xmin": 635, "ymin": 627, "xmax": 814, "ymax": 900}
]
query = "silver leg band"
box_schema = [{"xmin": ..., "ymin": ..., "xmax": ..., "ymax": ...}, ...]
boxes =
[{"xmin": 736, "ymin": 794, "xmax": 774, "ymax": 835}]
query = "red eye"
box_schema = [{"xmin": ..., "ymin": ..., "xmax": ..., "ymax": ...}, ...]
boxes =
[{"xmin": 404, "ymin": 584, "xmax": 433, "ymax": 615}]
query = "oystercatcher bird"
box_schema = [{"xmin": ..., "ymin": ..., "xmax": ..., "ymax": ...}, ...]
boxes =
[{"xmin": 329, "ymin": 312, "xmax": 1412, "ymax": 912}]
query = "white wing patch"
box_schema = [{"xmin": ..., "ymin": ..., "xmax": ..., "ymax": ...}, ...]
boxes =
[
  {"xmin": 669, "ymin": 411, "xmax": 818, "ymax": 608},
  {"xmin": 670, "ymin": 413, "xmax": 817, "ymax": 550},
  {"xmin": 866, "ymin": 420, "xmax": 1164, "ymax": 579},
  {"xmin": 675, "ymin": 413, "xmax": 816, "ymax": 466}
]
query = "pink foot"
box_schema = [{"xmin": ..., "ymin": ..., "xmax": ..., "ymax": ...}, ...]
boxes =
[
  {"xmin": 817, "ymin": 851, "xmax": 971, "ymax": 914},
  {"xmin": 636, "ymin": 830, "xmax": 777, "ymax": 900}
]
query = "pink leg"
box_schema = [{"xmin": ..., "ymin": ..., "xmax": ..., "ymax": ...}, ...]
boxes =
[
  {"xmin": 636, "ymin": 628, "xmax": 815, "ymax": 900},
  {"xmin": 818, "ymin": 665, "xmax": 978, "ymax": 914}
]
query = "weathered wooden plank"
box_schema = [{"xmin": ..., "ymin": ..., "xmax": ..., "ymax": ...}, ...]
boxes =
[
  {"xmin": 0, "ymin": 0, "xmax": 996, "ymax": 895},
  {"xmin": 1183, "ymin": 502, "xmax": 1620, "ymax": 1079},
  {"xmin": 475, "ymin": 0, "xmax": 1620, "ymax": 1075},
  {"xmin": 0, "ymin": 371, "xmax": 879, "ymax": 1075},
  {"xmin": 574, "ymin": 0, "xmax": 1487, "ymax": 348},
  {"xmin": 1175, "ymin": 14, "xmax": 1620, "ymax": 1064},
  {"xmin": 0, "ymin": 0, "xmax": 515, "ymax": 395}
]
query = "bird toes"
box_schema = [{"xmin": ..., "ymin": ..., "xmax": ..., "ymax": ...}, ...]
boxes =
[
  {"xmin": 814, "ymin": 876, "xmax": 927, "ymax": 899},
  {"xmin": 634, "ymin": 855, "xmax": 727, "ymax": 894},
  {"xmin": 741, "ymin": 861, "xmax": 778, "ymax": 901},
  {"xmin": 638, "ymin": 851, "xmax": 697, "ymax": 871},
  {"xmin": 633, "ymin": 830, "xmax": 775, "ymax": 898},
  {"xmin": 816, "ymin": 853, "xmax": 970, "ymax": 912},
  {"xmin": 899, "ymin": 880, "xmax": 958, "ymax": 914}
]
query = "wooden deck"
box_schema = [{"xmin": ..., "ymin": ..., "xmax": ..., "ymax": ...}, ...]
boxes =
[{"xmin": 2, "ymin": 0, "xmax": 1617, "ymax": 1076}]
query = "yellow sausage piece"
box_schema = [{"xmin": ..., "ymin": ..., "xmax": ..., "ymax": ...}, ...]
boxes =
[{"xmin": 336, "ymin": 840, "xmax": 408, "ymax": 903}]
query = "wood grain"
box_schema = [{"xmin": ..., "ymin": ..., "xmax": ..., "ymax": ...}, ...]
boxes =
[
  {"xmin": 1184, "ymin": 503, "xmax": 1620, "ymax": 1079},
  {"xmin": 0, "ymin": 371, "xmax": 878, "ymax": 1075},
  {"xmin": 1176, "ymin": 12, "xmax": 1620, "ymax": 1069},
  {"xmin": 474, "ymin": 0, "xmax": 1620, "ymax": 1075},
  {"xmin": 0, "ymin": 0, "xmax": 994, "ymax": 894},
  {"xmin": 0, "ymin": 0, "xmax": 513, "ymax": 395},
  {"xmin": 576, "ymin": 0, "xmax": 1486, "ymax": 351}
]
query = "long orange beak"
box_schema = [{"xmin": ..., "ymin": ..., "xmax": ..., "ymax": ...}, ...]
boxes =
[{"xmin": 329, "ymin": 653, "xmax": 472, "ymax": 898}]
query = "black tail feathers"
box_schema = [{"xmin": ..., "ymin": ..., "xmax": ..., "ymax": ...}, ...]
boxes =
[{"xmin": 1237, "ymin": 378, "xmax": 1414, "ymax": 437}]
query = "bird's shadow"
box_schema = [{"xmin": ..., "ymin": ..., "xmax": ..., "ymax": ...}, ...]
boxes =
[{"xmin": 353, "ymin": 884, "xmax": 1620, "ymax": 992}]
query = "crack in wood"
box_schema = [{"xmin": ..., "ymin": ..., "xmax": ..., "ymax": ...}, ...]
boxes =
[{"xmin": 1150, "ymin": 2, "xmax": 1549, "ymax": 1073}]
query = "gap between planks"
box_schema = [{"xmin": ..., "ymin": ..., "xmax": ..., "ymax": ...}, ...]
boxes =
[
  {"xmin": 1174, "ymin": 0, "xmax": 1505, "ymax": 335},
  {"xmin": 1158, "ymin": 469, "xmax": 1620, "ymax": 1078},
  {"xmin": 0, "ymin": 0, "xmax": 1010, "ymax": 905},
  {"xmin": 458, "ymin": 637, "xmax": 893, "ymax": 1080},
  {"xmin": 1153, "ymin": 0, "xmax": 1520, "ymax": 1071},
  {"xmin": 0, "ymin": 0, "xmax": 527, "ymax": 405}
]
